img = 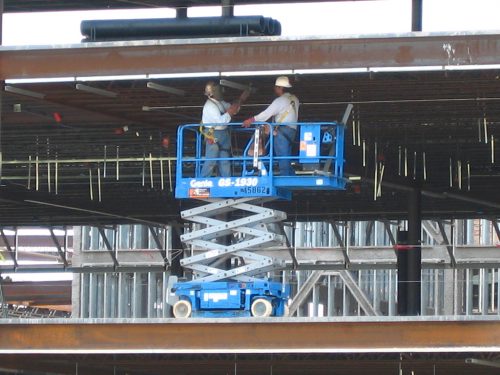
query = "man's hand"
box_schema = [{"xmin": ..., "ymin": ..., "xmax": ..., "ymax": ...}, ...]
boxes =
[
  {"xmin": 226, "ymin": 103, "xmax": 240, "ymax": 116},
  {"xmin": 242, "ymin": 117, "xmax": 255, "ymax": 128}
]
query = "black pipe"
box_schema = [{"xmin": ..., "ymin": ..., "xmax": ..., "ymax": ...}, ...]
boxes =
[
  {"xmin": 176, "ymin": 8, "xmax": 187, "ymax": 19},
  {"xmin": 412, "ymin": 0, "xmax": 423, "ymax": 31},
  {"xmin": 81, "ymin": 16, "xmax": 281, "ymax": 41},
  {"xmin": 407, "ymin": 186, "xmax": 422, "ymax": 315},
  {"xmin": 221, "ymin": 0, "xmax": 234, "ymax": 17},
  {"xmin": 397, "ymin": 187, "xmax": 422, "ymax": 316},
  {"xmin": 396, "ymin": 230, "xmax": 409, "ymax": 315}
]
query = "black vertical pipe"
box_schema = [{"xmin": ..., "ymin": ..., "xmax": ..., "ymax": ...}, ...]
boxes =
[
  {"xmin": 407, "ymin": 186, "xmax": 422, "ymax": 315},
  {"xmin": 0, "ymin": 0, "xmax": 3, "ymax": 184},
  {"xmin": 412, "ymin": 0, "xmax": 423, "ymax": 31},
  {"xmin": 176, "ymin": 7, "xmax": 187, "ymax": 18},
  {"xmin": 396, "ymin": 230, "xmax": 409, "ymax": 315},
  {"xmin": 397, "ymin": 186, "xmax": 422, "ymax": 316},
  {"xmin": 222, "ymin": 0, "xmax": 234, "ymax": 17}
]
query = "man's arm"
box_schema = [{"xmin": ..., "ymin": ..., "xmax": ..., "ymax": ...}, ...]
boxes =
[
  {"xmin": 243, "ymin": 97, "xmax": 284, "ymax": 127},
  {"xmin": 253, "ymin": 97, "xmax": 282, "ymax": 122}
]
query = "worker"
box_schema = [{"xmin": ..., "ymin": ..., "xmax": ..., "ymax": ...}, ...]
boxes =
[
  {"xmin": 200, "ymin": 81, "xmax": 249, "ymax": 177},
  {"xmin": 242, "ymin": 76, "xmax": 299, "ymax": 176}
]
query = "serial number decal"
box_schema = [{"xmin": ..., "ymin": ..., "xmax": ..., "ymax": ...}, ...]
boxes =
[{"xmin": 239, "ymin": 186, "xmax": 268, "ymax": 194}]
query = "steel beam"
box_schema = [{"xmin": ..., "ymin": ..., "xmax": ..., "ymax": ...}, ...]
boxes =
[
  {"xmin": 330, "ymin": 221, "xmax": 350, "ymax": 267},
  {"xmin": 1, "ymin": 245, "xmax": 498, "ymax": 273},
  {"xmin": 0, "ymin": 228, "xmax": 17, "ymax": 268},
  {"xmin": 492, "ymin": 219, "xmax": 500, "ymax": 242},
  {"xmin": 2, "ymin": 32, "xmax": 500, "ymax": 79},
  {"xmin": 148, "ymin": 226, "xmax": 167, "ymax": 262},
  {"xmin": 48, "ymin": 226, "xmax": 68, "ymax": 267},
  {"xmin": 437, "ymin": 221, "xmax": 457, "ymax": 267},
  {"xmin": 0, "ymin": 318, "xmax": 498, "ymax": 353},
  {"xmin": 337, "ymin": 270, "xmax": 378, "ymax": 316},
  {"xmin": 288, "ymin": 270, "xmax": 325, "ymax": 316},
  {"xmin": 97, "ymin": 226, "xmax": 119, "ymax": 268}
]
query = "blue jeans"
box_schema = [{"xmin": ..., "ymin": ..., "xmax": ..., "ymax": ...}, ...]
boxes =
[
  {"xmin": 201, "ymin": 129, "xmax": 231, "ymax": 177},
  {"xmin": 274, "ymin": 126, "xmax": 296, "ymax": 176}
]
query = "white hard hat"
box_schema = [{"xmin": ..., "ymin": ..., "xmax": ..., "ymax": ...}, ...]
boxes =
[{"xmin": 275, "ymin": 76, "xmax": 292, "ymax": 88}]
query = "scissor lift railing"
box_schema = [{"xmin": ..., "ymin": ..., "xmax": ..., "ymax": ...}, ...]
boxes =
[
  {"xmin": 172, "ymin": 115, "xmax": 349, "ymax": 317},
  {"xmin": 175, "ymin": 121, "xmax": 346, "ymax": 199}
]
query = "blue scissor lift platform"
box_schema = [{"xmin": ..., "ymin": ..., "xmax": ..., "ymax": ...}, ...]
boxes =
[{"xmin": 171, "ymin": 106, "xmax": 350, "ymax": 318}]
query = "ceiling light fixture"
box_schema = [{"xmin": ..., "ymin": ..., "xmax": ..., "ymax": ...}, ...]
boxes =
[
  {"xmin": 6, "ymin": 77, "xmax": 75, "ymax": 84},
  {"xmin": 4, "ymin": 85, "xmax": 46, "ymax": 99},
  {"xmin": 75, "ymin": 84, "xmax": 117, "ymax": 98},
  {"xmin": 148, "ymin": 72, "xmax": 219, "ymax": 79},
  {"xmin": 444, "ymin": 64, "xmax": 500, "ymax": 71},
  {"xmin": 76, "ymin": 74, "xmax": 147, "ymax": 82},
  {"xmin": 465, "ymin": 358, "xmax": 500, "ymax": 368},
  {"xmin": 219, "ymin": 79, "xmax": 256, "ymax": 93},
  {"xmin": 294, "ymin": 68, "xmax": 368, "ymax": 74},
  {"xmin": 147, "ymin": 82, "xmax": 186, "ymax": 96},
  {"xmin": 221, "ymin": 70, "xmax": 293, "ymax": 77},
  {"xmin": 368, "ymin": 66, "xmax": 443, "ymax": 73}
]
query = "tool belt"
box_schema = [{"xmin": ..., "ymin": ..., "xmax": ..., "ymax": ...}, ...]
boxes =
[
  {"xmin": 199, "ymin": 125, "xmax": 216, "ymax": 143},
  {"xmin": 200, "ymin": 126, "xmax": 231, "ymax": 153}
]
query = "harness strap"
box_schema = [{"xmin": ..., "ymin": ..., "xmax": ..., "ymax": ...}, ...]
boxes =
[{"xmin": 276, "ymin": 93, "xmax": 298, "ymax": 124}]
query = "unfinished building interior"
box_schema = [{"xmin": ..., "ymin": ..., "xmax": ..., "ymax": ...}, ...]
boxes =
[{"xmin": 0, "ymin": 0, "xmax": 500, "ymax": 374}]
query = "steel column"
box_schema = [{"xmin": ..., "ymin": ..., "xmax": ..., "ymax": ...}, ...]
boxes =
[{"xmin": 407, "ymin": 187, "xmax": 422, "ymax": 315}]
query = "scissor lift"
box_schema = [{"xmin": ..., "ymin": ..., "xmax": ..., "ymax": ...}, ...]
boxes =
[{"xmin": 171, "ymin": 105, "xmax": 351, "ymax": 318}]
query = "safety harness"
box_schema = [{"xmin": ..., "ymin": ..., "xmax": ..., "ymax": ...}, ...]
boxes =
[
  {"xmin": 274, "ymin": 93, "xmax": 298, "ymax": 143},
  {"xmin": 200, "ymin": 98, "xmax": 231, "ymax": 152}
]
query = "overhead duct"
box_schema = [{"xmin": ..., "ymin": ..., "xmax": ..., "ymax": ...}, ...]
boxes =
[{"xmin": 81, "ymin": 16, "xmax": 282, "ymax": 41}]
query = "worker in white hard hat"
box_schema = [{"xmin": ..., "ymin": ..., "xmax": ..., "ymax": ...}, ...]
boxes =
[
  {"xmin": 200, "ymin": 81, "xmax": 249, "ymax": 177},
  {"xmin": 243, "ymin": 76, "xmax": 299, "ymax": 176}
]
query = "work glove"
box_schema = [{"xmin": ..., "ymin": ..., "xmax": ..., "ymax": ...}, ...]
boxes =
[
  {"xmin": 226, "ymin": 103, "xmax": 240, "ymax": 116},
  {"xmin": 242, "ymin": 117, "xmax": 255, "ymax": 128}
]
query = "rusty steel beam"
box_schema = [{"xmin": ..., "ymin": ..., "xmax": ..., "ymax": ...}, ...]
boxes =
[
  {"xmin": 0, "ymin": 318, "xmax": 499, "ymax": 353},
  {"xmin": 1, "ymin": 280, "xmax": 71, "ymax": 305},
  {"xmin": 1, "ymin": 32, "xmax": 500, "ymax": 79}
]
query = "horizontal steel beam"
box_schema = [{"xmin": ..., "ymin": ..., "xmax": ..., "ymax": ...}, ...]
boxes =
[
  {"xmin": 75, "ymin": 249, "xmax": 166, "ymax": 267},
  {"xmin": 2, "ymin": 32, "xmax": 500, "ymax": 79},
  {"xmin": 1, "ymin": 281, "xmax": 70, "ymax": 305},
  {"xmin": 0, "ymin": 318, "xmax": 498, "ymax": 353},
  {"xmin": 3, "ymin": 245, "xmax": 500, "ymax": 273}
]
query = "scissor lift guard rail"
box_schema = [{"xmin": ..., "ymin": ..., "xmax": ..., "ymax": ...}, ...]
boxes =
[{"xmin": 171, "ymin": 105, "xmax": 351, "ymax": 318}]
